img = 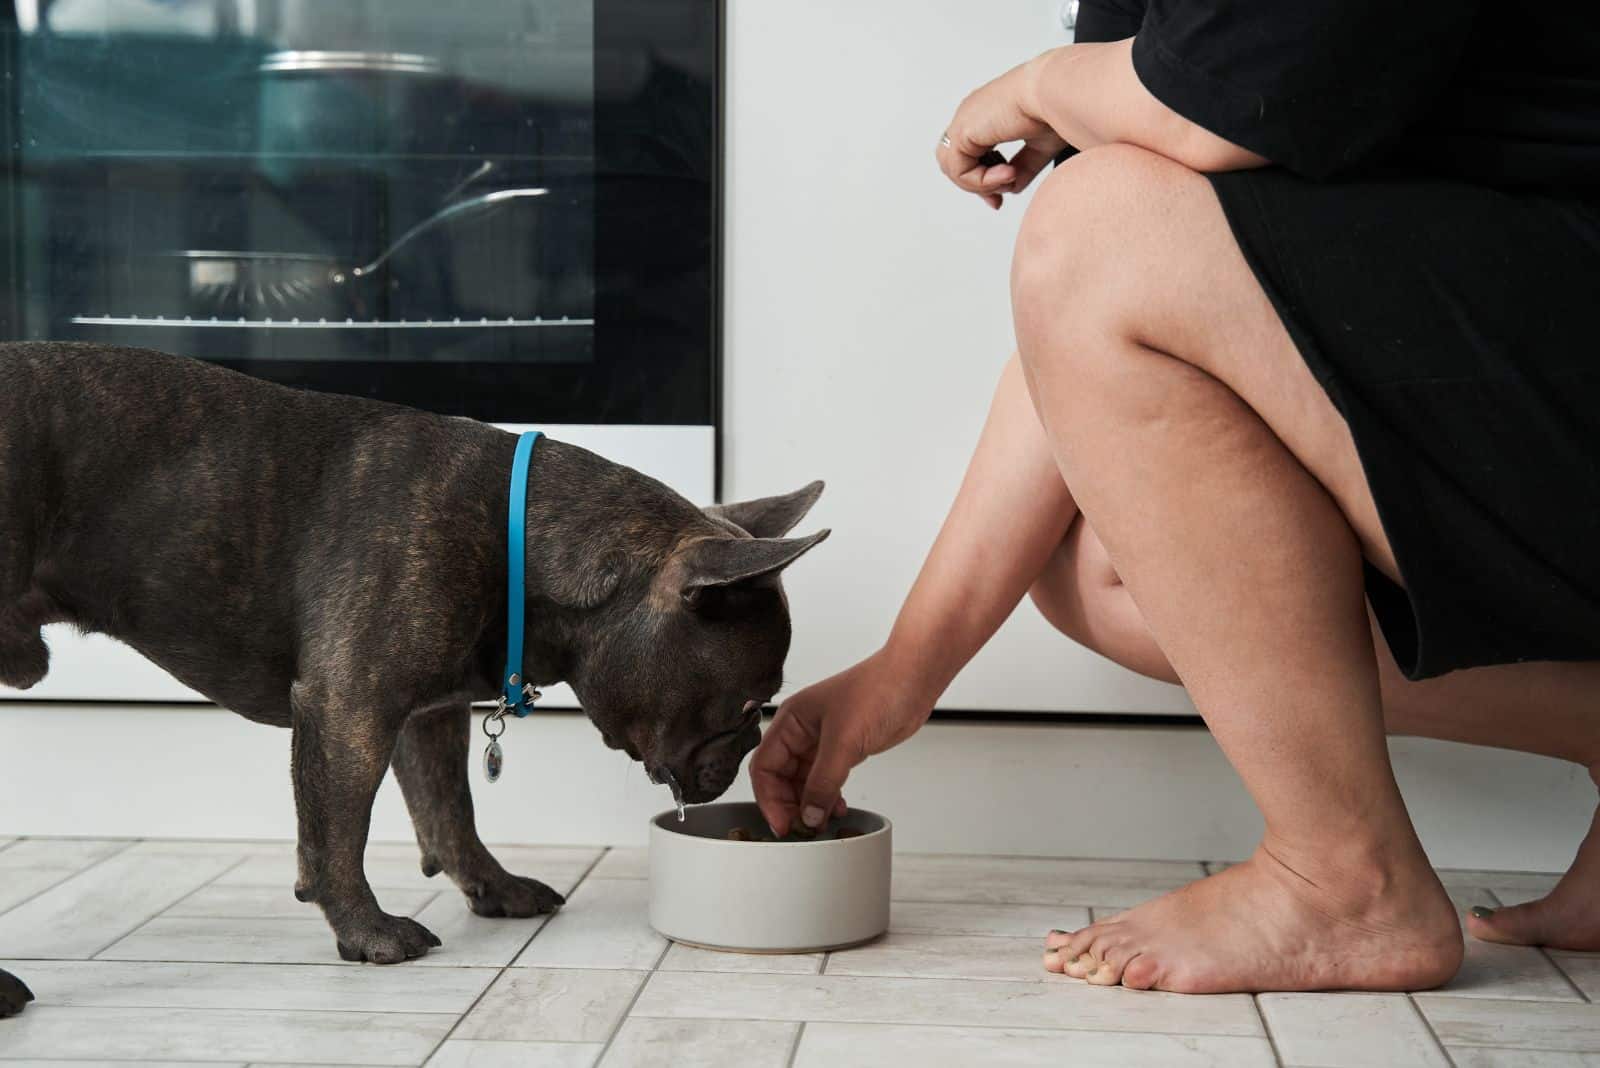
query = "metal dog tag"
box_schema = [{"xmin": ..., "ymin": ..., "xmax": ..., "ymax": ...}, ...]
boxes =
[{"xmin": 482, "ymin": 704, "xmax": 509, "ymax": 783}]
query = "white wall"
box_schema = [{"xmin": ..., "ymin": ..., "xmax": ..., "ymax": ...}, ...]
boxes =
[
  {"xmin": 722, "ymin": 0, "xmax": 1192, "ymax": 714},
  {"xmin": 2, "ymin": 703, "xmax": 1592, "ymax": 871}
]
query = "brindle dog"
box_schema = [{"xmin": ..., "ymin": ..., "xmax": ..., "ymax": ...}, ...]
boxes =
[{"xmin": 0, "ymin": 343, "xmax": 828, "ymax": 1015}]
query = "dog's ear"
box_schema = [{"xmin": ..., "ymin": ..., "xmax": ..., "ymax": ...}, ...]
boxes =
[
  {"xmin": 704, "ymin": 481, "xmax": 824, "ymax": 539},
  {"xmin": 679, "ymin": 529, "xmax": 829, "ymax": 606}
]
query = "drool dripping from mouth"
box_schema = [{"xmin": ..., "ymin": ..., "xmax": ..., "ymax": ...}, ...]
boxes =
[{"xmin": 650, "ymin": 766, "xmax": 687, "ymax": 822}]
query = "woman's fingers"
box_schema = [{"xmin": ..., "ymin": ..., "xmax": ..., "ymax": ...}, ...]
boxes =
[
  {"xmin": 980, "ymin": 162, "xmax": 1018, "ymax": 188},
  {"xmin": 938, "ymin": 138, "xmax": 1006, "ymax": 196},
  {"xmin": 749, "ymin": 705, "xmax": 811, "ymax": 835},
  {"xmin": 1001, "ymin": 143, "xmax": 1062, "ymax": 194},
  {"xmin": 944, "ymin": 142, "xmax": 1064, "ymax": 205},
  {"xmin": 797, "ymin": 715, "xmax": 864, "ymax": 831},
  {"xmin": 938, "ymin": 56, "xmax": 1070, "ymax": 204}
]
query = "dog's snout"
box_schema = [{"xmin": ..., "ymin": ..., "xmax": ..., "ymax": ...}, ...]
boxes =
[{"xmin": 683, "ymin": 719, "xmax": 762, "ymax": 803}]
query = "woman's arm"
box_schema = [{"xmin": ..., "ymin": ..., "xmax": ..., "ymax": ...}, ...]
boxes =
[
  {"xmin": 939, "ymin": 39, "xmax": 1266, "ymax": 207},
  {"xmin": 1030, "ymin": 40, "xmax": 1268, "ymax": 171},
  {"xmin": 877, "ymin": 354, "xmax": 1078, "ymax": 705},
  {"xmin": 750, "ymin": 355, "xmax": 1078, "ymax": 833}
]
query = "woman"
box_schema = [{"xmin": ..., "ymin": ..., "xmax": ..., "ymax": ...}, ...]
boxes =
[{"xmin": 750, "ymin": 0, "xmax": 1600, "ymax": 995}]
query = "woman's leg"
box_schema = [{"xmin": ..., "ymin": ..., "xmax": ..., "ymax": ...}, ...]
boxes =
[
  {"xmin": 970, "ymin": 226, "xmax": 1600, "ymax": 961},
  {"xmin": 1038, "ymin": 525, "xmax": 1600, "ymax": 951},
  {"xmin": 1030, "ymin": 515, "xmax": 1181, "ymax": 685},
  {"xmin": 1011, "ymin": 144, "xmax": 1463, "ymax": 993}
]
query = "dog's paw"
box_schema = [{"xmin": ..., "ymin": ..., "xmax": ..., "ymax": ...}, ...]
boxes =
[
  {"xmin": 466, "ymin": 872, "xmax": 565, "ymax": 918},
  {"xmin": 0, "ymin": 968, "xmax": 35, "ymax": 1017},
  {"xmin": 333, "ymin": 913, "xmax": 441, "ymax": 964}
]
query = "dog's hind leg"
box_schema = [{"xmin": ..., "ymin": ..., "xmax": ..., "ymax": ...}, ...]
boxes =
[
  {"xmin": 391, "ymin": 705, "xmax": 564, "ymax": 917},
  {"xmin": 289, "ymin": 680, "xmax": 441, "ymax": 964}
]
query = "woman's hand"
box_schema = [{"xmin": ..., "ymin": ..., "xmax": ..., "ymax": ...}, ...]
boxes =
[
  {"xmin": 937, "ymin": 50, "xmax": 1070, "ymax": 209},
  {"xmin": 750, "ymin": 649, "xmax": 935, "ymax": 836}
]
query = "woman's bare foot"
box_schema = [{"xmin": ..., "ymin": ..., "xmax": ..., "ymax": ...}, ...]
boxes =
[
  {"xmin": 1469, "ymin": 782, "xmax": 1600, "ymax": 951},
  {"xmin": 1041, "ymin": 843, "xmax": 1463, "ymax": 994}
]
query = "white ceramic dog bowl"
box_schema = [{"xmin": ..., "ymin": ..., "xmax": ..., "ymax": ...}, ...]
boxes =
[{"xmin": 648, "ymin": 802, "xmax": 892, "ymax": 953}]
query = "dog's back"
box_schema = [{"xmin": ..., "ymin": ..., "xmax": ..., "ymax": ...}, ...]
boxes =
[{"xmin": 0, "ymin": 342, "xmax": 502, "ymax": 715}]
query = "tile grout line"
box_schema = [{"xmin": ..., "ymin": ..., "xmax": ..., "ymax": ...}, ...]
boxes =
[
  {"xmin": 785, "ymin": 1021, "xmax": 807, "ymax": 1068},
  {"xmin": 1406, "ymin": 992, "xmax": 1457, "ymax": 1068},
  {"xmin": 781, "ymin": 951, "xmax": 835, "ymax": 1068},
  {"xmin": 618, "ymin": 1012, "xmax": 1276, "ymax": 1040},
  {"xmin": 592, "ymin": 936, "xmax": 672, "ymax": 1066},
  {"xmin": 0, "ymin": 837, "xmax": 142, "ymax": 922},
  {"xmin": 1251, "ymin": 994, "xmax": 1286, "ymax": 1068},
  {"xmin": 158, "ymin": 851, "xmax": 270, "ymax": 917},
  {"xmin": 85, "ymin": 850, "xmax": 255, "ymax": 961},
  {"xmin": 1541, "ymin": 948, "xmax": 1593, "ymax": 1003},
  {"xmin": 412, "ymin": 888, "xmax": 446, "ymax": 920},
  {"xmin": 501, "ymin": 846, "xmax": 612, "ymax": 969},
  {"xmin": 415, "ymin": 844, "xmax": 612, "ymax": 1066}
]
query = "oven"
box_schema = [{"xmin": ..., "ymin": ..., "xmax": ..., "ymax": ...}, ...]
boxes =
[{"xmin": 0, "ymin": 0, "xmax": 721, "ymax": 705}]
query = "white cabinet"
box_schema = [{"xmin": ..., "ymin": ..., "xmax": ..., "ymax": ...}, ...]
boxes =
[{"xmin": 721, "ymin": 1, "xmax": 1192, "ymax": 714}]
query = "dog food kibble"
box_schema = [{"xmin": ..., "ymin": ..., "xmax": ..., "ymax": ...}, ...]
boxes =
[{"xmin": 717, "ymin": 823, "xmax": 867, "ymax": 842}]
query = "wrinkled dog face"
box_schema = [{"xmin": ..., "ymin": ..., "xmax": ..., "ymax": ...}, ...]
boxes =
[{"xmin": 578, "ymin": 482, "xmax": 827, "ymax": 803}]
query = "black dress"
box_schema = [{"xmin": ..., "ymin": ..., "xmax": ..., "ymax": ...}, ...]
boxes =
[{"xmin": 1074, "ymin": 0, "xmax": 1600, "ymax": 679}]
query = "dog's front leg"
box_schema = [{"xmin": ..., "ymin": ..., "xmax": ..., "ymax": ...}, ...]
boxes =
[
  {"xmin": 391, "ymin": 705, "xmax": 565, "ymax": 917},
  {"xmin": 290, "ymin": 683, "xmax": 441, "ymax": 963}
]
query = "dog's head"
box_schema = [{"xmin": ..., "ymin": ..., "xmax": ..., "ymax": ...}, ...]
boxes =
[{"xmin": 557, "ymin": 480, "xmax": 828, "ymax": 803}]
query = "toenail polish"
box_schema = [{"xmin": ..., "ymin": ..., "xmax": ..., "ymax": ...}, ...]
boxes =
[
  {"xmin": 1050, "ymin": 929, "xmax": 1067, "ymax": 935},
  {"xmin": 1470, "ymin": 905, "xmax": 1496, "ymax": 919}
]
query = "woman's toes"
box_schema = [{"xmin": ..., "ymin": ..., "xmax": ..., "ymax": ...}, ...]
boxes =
[
  {"xmin": 1467, "ymin": 902, "xmax": 1550, "ymax": 947},
  {"xmin": 1121, "ymin": 954, "xmax": 1159, "ymax": 990},
  {"xmin": 1044, "ymin": 928, "xmax": 1072, "ymax": 951},
  {"xmin": 1087, "ymin": 958, "xmax": 1123, "ymax": 986},
  {"xmin": 1065, "ymin": 952, "xmax": 1100, "ymax": 980},
  {"xmin": 1043, "ymin": 947, "xmax": 1067, "ymax": 973}
]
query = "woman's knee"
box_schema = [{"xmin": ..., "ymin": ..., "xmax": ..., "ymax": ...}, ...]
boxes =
[
  {"xmin": 1027, "ymin": 519, "xmax": 1180, "ymax": 684},
  {"xmin": 1011, "ymin": 145, "xmax": 1207, "ymax": 347}
]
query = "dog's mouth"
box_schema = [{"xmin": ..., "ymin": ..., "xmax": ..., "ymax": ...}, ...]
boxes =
[{"xmin": 641, "ymin": 699, "xmax": 766, "ymax": 804}]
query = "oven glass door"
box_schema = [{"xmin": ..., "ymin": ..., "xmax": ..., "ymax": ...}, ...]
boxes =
[{"xmin": 0, "ymin": 0, "xmax": 718, "ymax": 425}]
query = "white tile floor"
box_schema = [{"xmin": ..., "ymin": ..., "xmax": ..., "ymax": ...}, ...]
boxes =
[{"xmin": 0, "ymin": 838, "xmax": 1594, "ymax": 1066}]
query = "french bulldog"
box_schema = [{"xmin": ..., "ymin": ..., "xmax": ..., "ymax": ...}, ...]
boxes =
[{"xmin": 0, "ymin": 342, "xmax": 827, "ymax": 1016}]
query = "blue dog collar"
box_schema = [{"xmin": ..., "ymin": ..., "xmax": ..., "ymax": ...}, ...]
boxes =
[{"xmin": 501, "ymin": 430, "xmax": 543, "ymax": 718}]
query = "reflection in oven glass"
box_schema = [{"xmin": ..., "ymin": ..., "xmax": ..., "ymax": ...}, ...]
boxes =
[{"xmin": 14, "ymin": 0, "xmax": 598, "ymax": 366}]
